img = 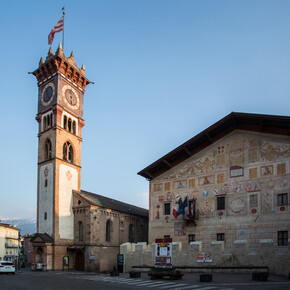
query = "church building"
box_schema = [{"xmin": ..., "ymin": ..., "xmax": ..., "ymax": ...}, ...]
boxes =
[{"xmin": 30, "ymin": 45, "xmax": 148, "ymax": 271}]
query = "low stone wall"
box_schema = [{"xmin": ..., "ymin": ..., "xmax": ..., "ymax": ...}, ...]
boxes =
[{"xmin": 120, "ymin": 241, "xmax": 290, "ymax": 276}]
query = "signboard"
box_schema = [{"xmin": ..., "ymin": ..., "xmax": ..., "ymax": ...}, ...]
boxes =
[
  {"xmin": 63, "ymin": 256, "xmax": 69, "ymax": 266},
  {"xmin": 155, "ymin": 238, "xmax": 172, "ymax": 268},
  {"xmin": 197, "ymin": 252, "xmax": 212, "ymax": 263}
]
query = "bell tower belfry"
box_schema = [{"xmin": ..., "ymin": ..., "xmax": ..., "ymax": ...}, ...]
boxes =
[{"xmin": 31, "ymin": 44, "xmax": 90, "ymax": 270}]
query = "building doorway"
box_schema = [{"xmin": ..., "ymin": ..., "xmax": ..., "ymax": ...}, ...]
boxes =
[
  {"xmin": 75, "ymin": 251, "xmax": 84, "ymax": 271},
  {"xmin": 35, "ymin": 247, "xmax": 44, "ymax": 264}
]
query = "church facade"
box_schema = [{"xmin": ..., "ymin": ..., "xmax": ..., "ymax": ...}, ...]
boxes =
[
  {"xmin": 31, "ymin": 46, "xmax": 148, "ymax": 271},
  {"xmin": 138, "ymin": 113, "xmax": 290, "ymax": 275}
]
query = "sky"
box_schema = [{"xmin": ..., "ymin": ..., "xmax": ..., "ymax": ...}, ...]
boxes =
[{"xmin": 1, "ymin": 0, "xmax": 290, "ymax": 220}]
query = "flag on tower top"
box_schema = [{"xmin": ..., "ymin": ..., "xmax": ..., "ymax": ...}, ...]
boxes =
[{"xmin": 48, "ymin": 16, "xmax": 64, "ymax": 45}]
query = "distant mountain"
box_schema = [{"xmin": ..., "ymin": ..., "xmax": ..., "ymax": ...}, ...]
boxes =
[{"xmin": 0, "ymin": 218, "xmax": 36, "ymax": 236}]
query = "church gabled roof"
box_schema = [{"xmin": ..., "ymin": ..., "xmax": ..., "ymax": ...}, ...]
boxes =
[
  {"xmin": 77, "ymin": 190, "xmax": 149, "ymax": 218},
  {"xmin": 138, "ymin": 112, "xmax": 290, "ymax": 180},
  {"xmin": 30, "ymin": 233, "xmax": 53, "ymax": 243}
]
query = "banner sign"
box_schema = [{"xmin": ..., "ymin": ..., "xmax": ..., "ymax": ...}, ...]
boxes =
[
  {"xmin": 155, "ymin": 238, "xmax": 172, "ymax": 268},
  {"xmin": 197, "ymin": 252, "xmax": 212, "ymax": 263}
]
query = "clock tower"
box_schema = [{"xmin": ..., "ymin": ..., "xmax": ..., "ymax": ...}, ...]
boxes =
[{"xmin": 31, "ymin": 44, "xmax": 90, "ymax": 270}]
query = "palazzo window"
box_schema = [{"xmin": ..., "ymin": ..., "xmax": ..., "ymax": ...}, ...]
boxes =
[
  {"xmin": 277, "ymin": 193, "xmax": 288, "ymax": 206},
  {"xmin": 188, "ymin": 234, "xmax": 195, "ymax": 243},
  {"xmin": 164, "ymin": 203, "xmax": 171, "ymax": 215},
  {"xmin": 63, "ymin": 141, "xmax": 74, "ymax": 163},
  {"xmin": 106, "ymin": 220, "xmax": 111, "ymax": 242},
  {"xmin": 217, "ymin": 196, "xmax": 225, "ymax": 210},
  {"xmin": 250, "ymin": 194, "xmax": 258, "ymax": 208},
  {"xmin": 278, "ymin": 231, "xmax": 288, "ymax": 246},
  {"xmin": 45, "ymin": 139, "xmax": 52, "ymax": 160},
  {"xmin": 217, "ymin": 233, "xmax": 225, "ymax": 241}
]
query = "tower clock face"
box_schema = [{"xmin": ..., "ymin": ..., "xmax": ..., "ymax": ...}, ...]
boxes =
[
  {"xmin": 41, "ymin": 83, "xmax": 55, "ymax": 106},
  {"xmin": 62, "ymin": 85, "xmax": 80, "ymax": 110}
]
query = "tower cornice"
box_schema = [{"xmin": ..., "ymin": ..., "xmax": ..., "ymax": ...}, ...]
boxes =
[{"xmin": 32, "ymin": 45, "xmax": 91, "ymax": 91}]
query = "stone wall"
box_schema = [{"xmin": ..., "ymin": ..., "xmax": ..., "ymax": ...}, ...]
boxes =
[{"xmin": 120, "ymin": 240, "xmax": 290, "ymax": 275}]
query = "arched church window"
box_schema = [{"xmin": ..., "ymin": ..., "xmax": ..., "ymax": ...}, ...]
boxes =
[
  {"xmin": 106, "ymin": 220, "xmax": 111, "ymax": 242},
  {"xmin": 45, "ymin": 139, "xmax": 52, "ymax": 160},
  {"xmin": 68, "ymin": 118, "xmax": 72, "ymax": 132},
  {"xmin": 63, "ymin": 115, "xmax": 67, "ymax": 130},
  {"xmin": 72, "ymin": 121, "xmax": 76, "ymax": 134},
  {"xmin": 47, "ymin": 114, "xmax": 50, "ymax": 128},
  {"xmin": 78, "ymin": 221, "xmax": 83, "ymax": 241},
  {"xmin": 43, "ymin": 116, "xmax": 47, "ymax": 130},
  {"xmin": 63, "ymin": 141, "xmax": 73, "ymax": 163},
  {"xmin": 50, "ymin": 113, "xmax": 53, "ymax": 127}
]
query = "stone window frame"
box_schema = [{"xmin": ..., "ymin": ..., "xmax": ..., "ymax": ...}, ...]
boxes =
[
  {"xmin": 164, "ymin": 203, "xmax": 171, "ymax": 215},
  {"xmin": 63, "ymin": 115, "xmax": 77, "ymax": 135},
  {"xmin": 217, "ymin": 196, "xmax": 225, "ymax": 211},
  {"xmin": 63, "ymin": 141, "xmax": 74, "ymax": 163},
  {"xmin": 217, "ymin": 233, "xmax": 225, "ymax": 241},
  {"xmin": 249, "ymin": 193, "xmax": 258, "ymax": 208},
  {"xmin": 278, "ymin": 231, "xmax": 288, "ymax": 246},
  {"xmin": 277, "ymin": 193, "xmax": 288, "ymax": 206},
  {"xmin": 188, "ymin": 234, "xmax": 195, "ymax": 243},
  {"xmin": 45, "ymin": 139, "xmax": 52, "ymax": 160}
]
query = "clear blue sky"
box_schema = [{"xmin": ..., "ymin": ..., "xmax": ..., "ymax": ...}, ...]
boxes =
[{"xmin": 1, "ymin": 0, "xmax": 290, "ymax": 219}]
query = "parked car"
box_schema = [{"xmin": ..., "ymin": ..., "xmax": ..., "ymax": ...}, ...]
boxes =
[{"xmin": 0, "ymin": 261, "xmax": 15, "ymax": 274}]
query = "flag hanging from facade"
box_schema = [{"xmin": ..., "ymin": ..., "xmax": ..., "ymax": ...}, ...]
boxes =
[
  {"xmin": 178, "ymin": 196, "xmax": 188, "ymax": 216},
  {"xmin": 48, "ymin": 16, "xmax": 64, "ymax": 45},
  {"xmin": 172, "ymin": 197, "xmax": 182, "ymax": 218},
  {"xmin": 189, "ymin": 199, "xmax": 195, "ymax": 219}
]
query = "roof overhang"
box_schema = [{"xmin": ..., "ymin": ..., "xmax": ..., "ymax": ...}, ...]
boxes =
[{"xmin": 138, "ymin": 112, "xmax": 290, "ymax": 180}]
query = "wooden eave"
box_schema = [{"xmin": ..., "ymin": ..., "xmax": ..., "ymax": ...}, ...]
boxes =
[{"xmin": 138, "ymin": 112, "xmax": 290, "ymax": 180}]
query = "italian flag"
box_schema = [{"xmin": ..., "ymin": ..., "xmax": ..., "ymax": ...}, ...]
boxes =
[{"xmin": 172, "ymin": 197, "xmax": 182, "ymax": 218}]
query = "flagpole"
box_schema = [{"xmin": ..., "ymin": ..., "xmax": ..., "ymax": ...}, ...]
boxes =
[{"xmin": 62, "ymin": 7, "xmax": 65, "ymax": 50}]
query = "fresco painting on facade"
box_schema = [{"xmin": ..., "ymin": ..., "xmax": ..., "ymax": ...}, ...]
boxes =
[
  {"xmin": 217, "ymin": 173, "xmax": 225, "ymax": 184},
  {"xmin": 229, "ymin": 139, "xmax": 244, "ymax": 166},
  {"xmin": 262, "ymin": 191, "xmax": 274, "ymax": 213},
  {"xmin": 174, "ymin": 222, "xmax": 186, "ymax": 236},
  {"xmin": 198, "ymin": 175, "xmax": 214, "ymax": 186},
  {"xmin": 236, "ymin": 229, "xmax": 248, "ymax": 241},
  {"xmin": 173, "ymin": 180, "xmax": 187, "ymax": 189},
  {"xmin": 155, "ymin": 205, "xmax": 160, "ymax": 220},
  {"xmin": 277, "ymin": 163, "xmax": 286, "ymax": 175},
  {"xmin": 249, "ymin": 168, "xmax": 258, "ymax": 179},
  {"xmin": 230, "ymin": 165, "xmax": 244, "ymax": 178},
  {"xmin": 164, "ymin": 182, "xmax": 171, "ymax": 191},
  {"xmin": 199, "ymin": 199, "xmax": 214, "ymax": 216},
  {"xmin": 261, "ymin": 165, "xmax": 273, "ymax": 176},
  {"xmin": 228, "ymin": 195, "xmax": 247, "ymax": 215},
  {"xmin": 189, "ymin": 178, "xmax": 195, "ymax": 188},
  {"xmin": 153, "ymin": 183, "xmax": 163, "ymax": 192}
]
